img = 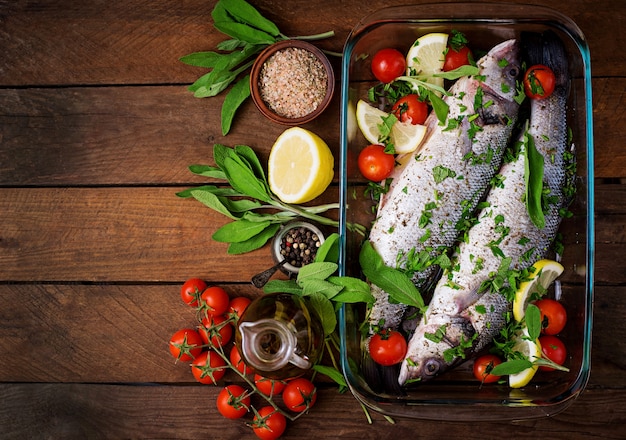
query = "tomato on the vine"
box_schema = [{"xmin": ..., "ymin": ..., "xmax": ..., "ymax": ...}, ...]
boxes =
[
  {"xmin": 254, "ymin": 374, "xmax": 286, "ymax": 396},
  {"xmin": 391, "ymin": 94, "xmax": 428, "ymax": 125},
  {"xmin": 371, "ymin": 48, "xmax": 406, "ymax": 83},
  {"xmin": 168, "ymin": 328, "xmax": 203, "ymax": 362},
  {"xmin": 443, "ymin": 45, "xmax": 473, "ymax": 72},
  {"xmin": 368, "ymin": 329, "xmax": 407, "ymax": 366},
  {"xmin": 252, "ymin": 406, "xmax": 287, "ymax": 440},
  {"xmin": 180, "ymin": 278, "xmax": 206, "ymax": 307},
  {"xmin": 535, "ymin": 298, "xmax": 567, "ymax": 335},
  {"xmin": 217, "ymin": 384, "xmax": 251, "ymax": 419},
  {"xmin": 228, "ymin": 296, "xmax": 252, "ymax": 321},
  {"xmin": 199, "ymin": 315, "xmax": 233, "ymax": 348},
  {"xmin": 357, "ymin": 144, "xmax": 395, "ymax": 182},
  {"xmin": 191, "ymin": 350, "xmax": 226, "ymax": 385},
  {"xmin": 472, "ymin": 354, "xmax": 503, "ymax": 383},
  {"xmin": 523, "ymin": 64, "xmax": 556, "ymax": 100},
  {"xmin": 282, "ymin": 378, "xmax": 317, "ymax": 413},
  {"xmin": 539, "ymin": 335, "xmax": 567, "ymax": 372},
  {"xmin": 200, "ymin": 286, "xmax": 230, "ymax": 317},
  {"xmin": 230, "ymin": 345, "xmax": 254, "ymax": 375}
]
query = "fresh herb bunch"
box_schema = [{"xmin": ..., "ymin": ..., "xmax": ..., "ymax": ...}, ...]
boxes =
[
  {"xmin": 180, "ymin": 0, "xmax": 336, "ymax": 135},
  {"xmin": 176, "ymin": 143, "xmax": 365, "ymax": 255}
]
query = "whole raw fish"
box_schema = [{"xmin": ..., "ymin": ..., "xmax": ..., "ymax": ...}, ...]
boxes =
[
  {"xmin": 398, "ymin": 32, "xmax": 572, "ymax": 385},
  {"xmin": 368, "ymin": 39, "xmax": 522, "ymax": 332}
]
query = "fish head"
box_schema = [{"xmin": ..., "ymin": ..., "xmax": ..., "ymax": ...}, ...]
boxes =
[{"xmin": 477, "ymin": 39, "xmax": 521, "ymax": 104}]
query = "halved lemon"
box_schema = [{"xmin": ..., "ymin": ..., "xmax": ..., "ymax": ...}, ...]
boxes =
[
  {"xmin": 405, "ymin": 33, "xmax": 449, "ymax": 89},
  {"xmin": 513, "ymin": 259, "xmax": 564, "ymax": 322},
  {"xmin": 268, "ymin": 127, "xmax": 334, "ymax": 204},
  {"xmin": 355, "ymin": 100, "xmax": 427, "ymax": 154},
  {"xmin": 509, "ymin": 328, "xmax": 542, "ymax": 388}
]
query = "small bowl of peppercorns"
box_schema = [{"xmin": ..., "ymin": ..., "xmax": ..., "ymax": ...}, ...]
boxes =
[
  {"xmin": 271, "ymin": 220, "xmax": 325, "ymax": 276},
  {"xmin": 250, "ymin": 40, "xmax": 335, "ymax": 125}
]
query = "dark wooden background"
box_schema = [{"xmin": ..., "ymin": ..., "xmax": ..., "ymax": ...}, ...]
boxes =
[{"xmin": 1, "ymin": 0, "xmax": 624, "ymax": 438}]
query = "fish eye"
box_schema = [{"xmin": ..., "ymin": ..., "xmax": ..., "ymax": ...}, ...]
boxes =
[
  {"xmin": 423, "ymin": 359, "xmax": 440, "ymax": 377},
  {"xmin": 508, "ymin": 67, "xmax": 519, "ymax": 78}
]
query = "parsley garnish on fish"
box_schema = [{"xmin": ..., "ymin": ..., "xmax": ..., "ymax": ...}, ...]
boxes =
[{"xmin": 432, "ymin": 165, "xmax": 457, "ymax": 183}]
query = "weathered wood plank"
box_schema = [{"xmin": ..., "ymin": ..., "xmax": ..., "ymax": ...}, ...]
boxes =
[{"xmin": 0, "ymin": 383, "xmax": 623, "ymax": 439}]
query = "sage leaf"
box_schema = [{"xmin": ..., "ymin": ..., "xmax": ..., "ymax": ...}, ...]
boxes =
[
  {"xmin": 213, "ymin": 21, "xmax": 276, "ymax": 45},
  {"xmin": 221, "ymin": 197, "xmax": 262, "ymax": 213},
  {"xmin": 307, "ymin": 292, "xmax": 337, "ymax": 336},
  {"xmin": 525, "ymin": 303, "xmax": 542, "ymax": 340},
  {"xmin": 524, "ymin": 129, "xmax": 546, "ymax": 229},
  {"xmin": 222, "ymin": 156, "xmax": 271, "ymax": 202},
  {"xmin": 227, "ymin": 223, "xmax": 280, "ymax": 254},
  {"xmin": 301, "ymin": 278, "xmax": 343, "ymax": 298},
  {"xmin": 429, "ymin": 91, "xmax": 450, "ymax": 124},
  {"xmin": 212, "ymin": 219, "xmax": 271, "ymax": 243},
  {"xmin": 263, "ymin": 279, "xmax": 303, "ymax": 295},
  {"xmin": 234, "ymin": 144, "xmax": 267, "ymax": 183},
  {"xmin": 192, "ymin": 69, "xmax": 237, "ymax": 98},
  {"xmin": 490, "ymin": 358, "xmax": 532, "ymax": 376},
  {"xmin": 188, "ymin": 164, "xmax": 227, "ymax": 180},
  {"xmin": 179, "ymin": 51, "xmax": 223, "ymax": 68},
  {"xmin": 312, "ymin": 364, "xmax": 347, "ymax": 388},
  {"xmin": 219, "ymin": 0, "xmax": 281, "ymax": 37},
  {"xmin": 314, "ymin": 233, "xmax": 340, "ymax": 264},
  {"xmin": 188, "ymin": 188, "xmax": 237, "ymax": 220},
  {"xmin": 217, "ymin": 39, "xmax": 245, "ymax": 51},
  {"xmin": 222, "ymin": 76, "xmax": 251, "ymax": 135},
  {"xmin": 327, "ymin": 276, "xmax": 374, "ymax": 304},
  {"xmin": 297, "ymin": 262, "xmax": 338, "ymax": 283},
  {"xmin": 434, "ymin": 65, "xmax": 480, "ymax": 80}
]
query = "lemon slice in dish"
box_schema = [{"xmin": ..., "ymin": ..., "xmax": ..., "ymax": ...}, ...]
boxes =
[
  {"xmin": 405, "ymin": 33, "xmax": 449, "ymax": 89},
  {"xmin": 268, "ymin": 127, "xmax": 334, "ymax": 204},
  {"xmin": 508, "ymin": 328, "xmax": 542, "ymax": 389},
  {"xmin": 513, "ymin": 259, "xmax": 564, "ymax": 322}
]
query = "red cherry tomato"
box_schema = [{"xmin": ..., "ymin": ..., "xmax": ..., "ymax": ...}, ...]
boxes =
[
  {"xmin": 443, "ymin": 45, "xmax": 473, "ymax": 72},
  {"xmin": 199, "ymin": 315, "xmax": 233, "ymax": 348},
  {"xmin": 191, "ymin": 351, "xmax": 226, "ymax": 385},
  {"xmin": 230, "ymin": 345, "xmax": 255, "ymax": 375},
  {"xmin": 180, "ymin": 278, "xmax": 206, "ymax": 307},
  {"xmin": 357, "ymin": 144, "xmax": 395, "ymax": 182},
  {"xmin": 472, "ymin": 354, "xmax": 503, "ymax": 384},
  {"xmin": 200, "ymin": 286, "xmax": 230, "ymax": 318},
  {"xmin": 254, "ymin": 374, "xmax": 287, "ymax": 396},
  {"xmin": 368, "ymin": 329, "xmax": 408, "ymax": 366},
  {"xmin": 168, "ymin": 328, "xmax": 203, "ymax": 362},
  {"xmin": 216, "ymin": 384, "xmax": 251, "ymax": 419},
  {"xmin": 539, "ymin": 335, "xmax": 567, "ymax": 372},
  {"xmin": 228, "ymin": 296, "xmax": 252, "ymax": 321},
  {"xmin": 535, "ymin": 298, "xmax": 567, "ymax": 335},
  {"xmin": 371, "ymin": 48, "xmax": 406, "ymax": 83},
  {"xmin": 523, "ymin": 64, "xmax": 556, "ymax": 100},
  {"xmin": 252, "ymin": 406, "xmax": 287, "ymax": 440},
  {"xmin": 282, "ymin": 378, "xmax": 317, "ymax": 413},
  {"xmin": 391, "ymin": 94, "xmax": 428, "ymax": 125}
]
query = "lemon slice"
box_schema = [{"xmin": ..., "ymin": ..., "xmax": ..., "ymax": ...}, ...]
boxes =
[
  {"xmin": 509, "ymin": 328, "xmax": 542, "ymax": 388},
  {"xmin": 268, "ymin": 127, "xmax": 334, "ymax": 204},
  {"xmin": 513, "ymin": 259, "xmax": 564, "ymax": 322},
  {"xmin": 355, "ymin": 100, "xmax": 427, "ymax": 154},
  {"xmin": 405, "ymin": 33, "xmax": 449, "ymax": 89}
]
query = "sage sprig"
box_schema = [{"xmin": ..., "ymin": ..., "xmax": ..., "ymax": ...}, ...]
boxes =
[
  {"xmin": 180, "ymin": 0, "xmax": 336, "ymax": 135},
  {"xmin": 177, "ymin": 144, "xmax": 365, "ymax": 255}
]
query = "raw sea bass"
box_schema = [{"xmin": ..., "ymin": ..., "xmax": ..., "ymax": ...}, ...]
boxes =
[
  {"xmin": 398, "ymin": 33, "xmax": 572, "ymax": 385},
  {"xmin": 368, "ymin": 39, "xmax": 522, "ymax": 332}
]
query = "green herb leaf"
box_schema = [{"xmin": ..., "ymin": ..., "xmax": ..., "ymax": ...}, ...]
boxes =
[
  {"xmin": 222, "ymin": 156, "xmax": 271, "ymax": 202},
  {"xmin": 226, "ymin": 223, "xmax": 280, "ymax": 254},
  {"xmin": 327, "ymin": 276, "xmax": 374, "ymax": 304},
  {"xmin": 263, "ymin": 279, "xmax": 303, "ymax": 295},
  {"xmin": 312, "ymin": 364, "xmax": 347, "ymax": 387},
  {"xmin": 187, "ymin": 188, "xmax": 238, "ymax": 220},
  {"xmin": 429, "ymin": 91, "xmax": 449, "ymax": 123},
  {"xmin": 234, "ymin": 144, "xmax": 267, "ymax": 184},
  {"xmin": 434, "ymin": 64, "xmax": 479, "ymax": 80},
  {"xmin": 297, "ymin": 262, "xmax": 338, "ymax": 283},
  {"xmin": 490, "ymin": 358, "xmax": 533, "ymax": 376},
  {"xmin": 314, "ymin": 233, "xmax": 340, "ymax": 263},
  {"xmin": 212, "ymin": 219, "xmax": 271, "ymax": 243},
  {"xmin": 301, "ymin": 278, "xmax": 343, "ymax": 298},
  {"xmin": 218, "ymin": 0, "xmax": 281, "ymax": 37},
  {"xmin": 179, "ymin": 51, "xmax": 223, "ymax": 68},
  {"xmin": 188, "ymin": 165, "xmax": 227, "ymax": 180},
  {"xmin": 306, "ymin": 293, "xmax": 337, "ymax": 336},
  {"xmin": 213, "ymin": 21, "xmax": 276, "ymax": 45},
  {"xmin": 525, "ymin": 303, "xmax": 542, "ymax": 340},
  {"xmin": 523, "ymin": 129, "xmax": 546, "ymax": 229},
  {"xmin": 221, "ymin": 76, "xmax": 251, "ymax": 135}
]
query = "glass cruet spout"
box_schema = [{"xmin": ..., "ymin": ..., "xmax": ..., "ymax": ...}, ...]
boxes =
[{"xmin": 235, "ymin": 292, "xmax": 324, "ymax": 379}]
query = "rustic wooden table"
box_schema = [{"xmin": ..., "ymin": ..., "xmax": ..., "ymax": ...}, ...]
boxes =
[{"xmin": 1, "ymin": 0, "xmax": 623, "ymax": 438}]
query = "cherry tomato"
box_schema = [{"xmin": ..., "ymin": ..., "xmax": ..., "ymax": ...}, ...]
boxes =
[
  {"xmin": 228, "ymin": 296, "xmax": 252, "ymax": 321},
  {"xmin": 357, "ymin": 144, "xmax": 395, "ymax": 182},
  {"xmin": 255, "ymin": 374, "xmax": 286, "ymax": 396},
  {"xmin": 443, "ymin": 45, "xmax": 473, "ymax": 72},
  {"xmin": 180, "ymin": 278, "xmax": 206, "ymax": 307},
  {"xmin": 199, "ymin": 315, "xmax": 233, "ymax": 348},
  {"xmin": 200, "ymin": 286, "xmax": 230, "ymax": 318},
  {"xmin": 216, "ymin": 384, "xmax": 250, "ymax": 419},
  {"xmin": 371, "ymin": 48, "xmax": 406, "ymax": 83},
  {"xmin": 539, "ymin": 335, "xmax": 567, "ymax": 372},
  {"xmin": 191, "ymin": 350, "xmax": 226, "ymax": 385},
  {"xmin": 252, "ymin": 406, "xmax": 287, "ymax": 440},
  {"xmin": 230, "ymin": 345, "xmax": 255, "ymax": 375},
  {"xmin": 391, "ymin": 94, "xmax": 428, "ymax": 125},
  {"xmin": 523, "ymin": 64, "xmax": 556, "ymax": 100},
  {"xmin": 535, "ymin": 298, "xmax": 567, "ymax": 335},
  {"xmin": 472, "ymin": 354, "xmax": 503, "ymax": 384},
  {"xmin": 368, "ymin": 329, "xmax": 407, "ymax": 366},
  {"xmin": 282, "ymin": 378, "xmax": 317, "ymax": 413},
  {"xmin": 168, "ymin": 328, "xmax": 203, "ymax": 362}
]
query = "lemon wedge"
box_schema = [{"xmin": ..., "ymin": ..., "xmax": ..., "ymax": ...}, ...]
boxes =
[
  {"xmin": 513, "ymin": 259, "xmax": 564, "ymax": 322},
  {"xmin": 355, "ymin": 100, "xmax": 427, "ymax": 154},
  {"xmin": 405, "ymin": 33, "xmax": 449, "ymax": 89},
  {"xmin": 508, "ymin": 328, "xmax": 542, "ymax": 388},
  {"xmin": 268, "ymin": 127, "xmax": 334, "ymax": 204}
]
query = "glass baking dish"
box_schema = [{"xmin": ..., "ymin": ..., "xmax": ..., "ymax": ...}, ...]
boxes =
[{"xmin": 338, "ymin": 3, "xmax": 594, "ymax": 420}]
